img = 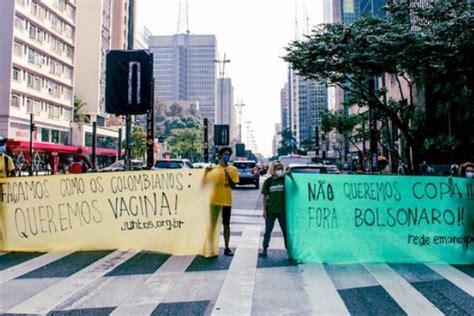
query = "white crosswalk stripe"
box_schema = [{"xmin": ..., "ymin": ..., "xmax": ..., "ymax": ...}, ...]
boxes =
[
  {"xmin": 0, "ymin": 252, "xmax": 71, "ymax": 285},
  {"xmin": 7, "ymin": 249, "xmax": 139, "ymax": 315},
  {"xmin": 426, "ymin": 263, "xmax": 474, "ymax": 296},
  {"xmin": 212, "ymin": 225, "xmax": 261, "ymax": 316},
  {"xmin": 301, "ymin": 263, "xmax": 350, "ymax": 315},
  {"xmin": 364, "ymin": 263, "xmax": 443, "ymax": 315}
]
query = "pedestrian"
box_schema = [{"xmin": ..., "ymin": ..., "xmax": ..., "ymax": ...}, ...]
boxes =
[
  {"xmin": 459, "ymin": 162, "xmax": 474, "ymax": 178},
  {"xmin": 259, "ymin": 161, "xmax": 287, "ymax": 257},
  {"xmin": 0, "ymin": 136, "xmax": 16, "ymax": 178},
  {"xmin": 204, "ymin": 147, "xmax": 240, "ymax": 256},
  {"xmin": 73, "ymin": 148, "xmax": 92, "ymax": 173}
]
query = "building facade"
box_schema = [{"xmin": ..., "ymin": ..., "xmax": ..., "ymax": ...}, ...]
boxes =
[
  {"xmin": 216, "ymin": 78, "xmax": 237, "ymax": 142},
  {"xmin": 149, "ymin": 34, "xmax": 217, "ymax": 124},
  {"xmin": 0, "ymin": 0, "xmax": 76, "ymax": 170},
  {"xmin": 280, "ymin": 83, "xmax": 289, "ymax": 131},
  {"xmin": 272, "ymin": 123, "xmax": 282, "ymax": 157}
]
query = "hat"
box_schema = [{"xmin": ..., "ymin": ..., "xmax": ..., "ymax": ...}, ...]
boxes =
[{"xmin": 0, "ymin": 136, "xmax": 8, "ymax": 145}]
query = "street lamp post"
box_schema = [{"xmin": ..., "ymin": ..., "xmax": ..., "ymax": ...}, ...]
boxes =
[
  {"xmin": 214, "ymin": 53, "xmax": 231, "ymax": 124},
  {"xmin": 235, "ymin": 100, "xmax": 245, "ymax": 143}
]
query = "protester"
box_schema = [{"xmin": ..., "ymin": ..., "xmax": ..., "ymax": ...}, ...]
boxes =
[
  {"xmin": 459, "ymin": 162, "xmax": 474, "ymax": 178},
  {"xmin": 259, "ymin": 161, "xmax": 287, "ymax": 257},
  {"xmin": 204, "ymin": 147, "xmax": 240, "ymax": 256},
  {"xmin": 0, "ymin": 136, "xmax": 15, "ymax": 178},
  {"xmin": 68, "ymin": 148, "xmax": 91, "ymax": 174}
]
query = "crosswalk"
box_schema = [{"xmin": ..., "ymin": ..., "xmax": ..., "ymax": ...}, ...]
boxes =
[{"xmin": 0, "ymin": 207, "xmax": 473, "ymax": 315}]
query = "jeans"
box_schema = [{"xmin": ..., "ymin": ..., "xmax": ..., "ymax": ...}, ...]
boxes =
[{"xmin": 262, "ymin": 211, "xmax": 287, "ymax": 249}]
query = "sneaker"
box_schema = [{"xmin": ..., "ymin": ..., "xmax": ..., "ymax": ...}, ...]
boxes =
[
  {"xmin": 259, "ymin": 249, "xmax": 268, "ymax": 257},
  {"xmin": 224, "ymin": 248, "xmax": 234, "ymax": 256}
]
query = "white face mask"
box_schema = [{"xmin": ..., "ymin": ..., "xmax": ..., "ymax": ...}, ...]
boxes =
[
  {"xmin": 275, "ymin": 170, "xmax": 284, "ymax": 177},
  {"xmin": 466, "ymin": 171, "xmax": 473, "ymax": 179}
]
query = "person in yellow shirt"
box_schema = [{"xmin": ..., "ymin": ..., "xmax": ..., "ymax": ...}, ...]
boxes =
[
  {"xmin": 0, "ymin": 136, "xmax": 15, "ymax": 178},
  {"xmin": 205, "ymin": 147, "xmax": 239, "ymax": 256}
]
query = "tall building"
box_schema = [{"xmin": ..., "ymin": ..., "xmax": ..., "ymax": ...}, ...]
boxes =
[
  {"xmin": 149, "ymin": 34, "xmax": 217, "ymax": 124},
  {"xmin": 216, "ymin": 78, "xmax": 237, "ymax": 141},
  {"xmin": 75, "ymin": 0, "xmax": 136, "ymax": 123},
  {"xmin": 272, "ymin": 123, "xmax": 282, "ymax": 157},
  {"xmin": 0, "ymin": 0, "xmax": 76, "ymax": 168},
  {"xmin": 280, "ymin": 83, "xmax": 289, "ymax": 131},
  {"xmin": 297, "ymin": 78, "xmax": 328, "ymax": 149}
]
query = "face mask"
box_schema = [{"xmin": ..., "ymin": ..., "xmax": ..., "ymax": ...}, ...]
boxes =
[
  {"xmin": 466, "ymin": 172, "xmax": 473, "ymax": 179},
  {"xmin": 275, "ymin": 170, "xmax": 284, "ymax": 177},
  {"xmin": 0, "ymin": 145, "xmax": 5, "ymax": 154},
  {"xmin": 222, "ymin": 154, "xmax": 230, "ymax": 163}
]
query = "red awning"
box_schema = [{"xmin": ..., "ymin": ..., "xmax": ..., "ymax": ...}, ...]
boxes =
[{"xmin": 7, "ymin": 141, "xmax": 118, "ymax": 156}]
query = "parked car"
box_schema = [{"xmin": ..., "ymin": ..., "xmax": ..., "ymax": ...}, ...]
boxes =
[
  {"xmin": 99, "ymin": 160, "xmax": 145, "ymax": 172},
  {"xmin": 287, "ymin": 163, "xmax": 328, "ymax": 174},
  {"xmin": 233, "ymin": 160, "xmax": 260, "ymax": 189},
  {"xmin": 153, "ymin": 159, "xmax": 193, "ymax": 169},
  {"xmin": 192, "ymin": 162, "xmax": 214, "ymax": 169}
]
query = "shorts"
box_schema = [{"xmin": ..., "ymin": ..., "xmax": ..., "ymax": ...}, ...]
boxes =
[{"xmin": 222, "ymin": 206, "xmax": 231, "ymax": 225}]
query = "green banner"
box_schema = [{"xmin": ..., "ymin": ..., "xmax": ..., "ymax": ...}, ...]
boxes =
[{"xmin": 286, "ymin": 174, "xmax": 474, "ymax": 264}]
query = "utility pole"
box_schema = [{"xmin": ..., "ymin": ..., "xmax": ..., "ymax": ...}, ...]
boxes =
[
  {"xmin": 214, "ymin": 53, "xmax": 231, "ymax": 124},
  {"xmin": 235, "ymin": 100, "xmax": 245, "ymax": 143},
  {"xmin": 125, "ymin": 0, "xmax": 135, "ymax": 171},
  {"xmin": 29, "ymin": 113, "xmax": 35, "ymax": 176}
]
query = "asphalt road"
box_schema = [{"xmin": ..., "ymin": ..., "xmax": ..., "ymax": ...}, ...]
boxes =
[{"xmin": 0, "ymin": 179, "xmax": 472, "ymax": 315}]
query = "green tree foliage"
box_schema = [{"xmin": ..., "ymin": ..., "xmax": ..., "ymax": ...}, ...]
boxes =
[
  {"xmin": 167, "ymin": 128, "xmax": 203, "ymax": 161},
  {"xmin": 73, "ymin": 98, "xmax": 90, "ymax": 123},
  {"xmin": 154, "ymin": 101, "xmax": 202, "ymax": 137},
  {"xmin": 130, "ymin": 126, "xmax": 146, "ymax": 159},
  {"xmin": 277, "ymin": 128, "xmax": 297, "ymax": 156},
  {"xmin": 285, "ymin": 0, "xmax": 474, "ymax": 169}
]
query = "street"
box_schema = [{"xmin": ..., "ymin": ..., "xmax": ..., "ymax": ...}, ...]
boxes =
[{"xmin": 0, "ymin": 179, "xmax": 473, "ymax": 315}]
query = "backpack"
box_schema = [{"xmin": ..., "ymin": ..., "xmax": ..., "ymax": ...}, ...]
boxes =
[{"xmin": 69, "ymin": 162, "xmax": 83, "ymax": 174}]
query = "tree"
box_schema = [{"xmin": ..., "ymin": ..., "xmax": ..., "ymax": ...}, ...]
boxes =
[
  {"xmin": 73, "ymin": 98, "xmax": 90, "ymax": 123},
  {"xmin": 285, "ymin": 0, "xmax": 474, "ymax": 171},
  {"xmin": 167, "ymin": 128, "xmax": 203, "ymax": 161},
  {"xmin": 130, "ymin": 126, "xmax": 146, "ymax": 159},
  {"xmin": 277, "ymin": 128, "xmax": 297, "ymax": 156}
]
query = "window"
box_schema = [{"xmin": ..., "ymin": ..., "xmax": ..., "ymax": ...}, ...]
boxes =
[
  {"xmin": 12, "ymin": 67, "xmax": 21, "ymax": 81},
  {"xmin": 41, "ymin": 128, "xmax": 50, "ymax": 142},
  {"xmin": 14, "ymin": 16, "xmax": 24, "ymax": 30},
  {"xmin": 33, "ymin": 76, "xmax": 41, "ymax": 90},
  {"xmin": 63, "ymin": 108, "xmax": 71, "ymax": 120},
  {"xmin": 13, "ymin": 42, "xmax": 22, "ymax": 56},
  {"xmin": 11, "ymin": 95, "xmax": 20, "ymax": 108},
  {"xmin": 30, "ymin": 1, "xmax": 38, "ymax": 15},
  {"xmin": 64, "ymin": 87, "xmax": 72, "ymax": 100},
  {"xmin": 29, "ymin": 24, "xmax": 37, "ymax": 39},
  {"xmin": 64, "ymin": 66, "xmax": 72, "ymax": 79},
  {"xmin": 26, "ymin": 98, "xmax": 33, "ymax": 113},
  {"xmin": 34, "ymin": 100, "xmax": 41, "ymax": 114},
  {"xmin": 28, "ymin": 48, "xmax": 35, "ymax": 63},
  {"xmin": 51, "ymin": 130, "xmax": 60, "ymax": 143},
  {"xmin": 27, "ymin": 73, "xmax": 34, "ymax": 88},
  {"xmin": 65, "ymin": 24, "xmax": 73, "ymax": 39},
  {"xmin": 65, "ymin": 46, "xmax": 72, "ymax": 59},
  {"xmin": 66, "ymin": 4, "xmax": 74, "ymax": 18}
]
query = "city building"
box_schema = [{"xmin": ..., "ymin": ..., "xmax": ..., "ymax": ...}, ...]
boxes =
[
  {"xmin": 149, "ymin": 34, "xmax": 217, "ymax": 124},
  {"xmin": 280, "ymin": 83, "xmax": 289, "ymax": 131},
  {"xmin": 75, "ymin": 0, "xmax": 136, "ymax": 124},
  {"xmin": 272, "ymin": 123, "xmax": 282, "ymax": 157},
  {"xmin": 0, "ymin": 0, "xmax": 77, "ymax": 172},
  {"xmin": 216, "ymin": 78, "xmax": 237, "ymax": 142}
]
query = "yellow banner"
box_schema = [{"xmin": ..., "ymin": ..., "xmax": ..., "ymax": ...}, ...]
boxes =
[{"xmin": 0, "ymin": 170, "xmax": 219, "ymax": 257}]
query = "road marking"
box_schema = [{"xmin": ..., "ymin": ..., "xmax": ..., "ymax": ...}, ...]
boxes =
[
  {"xmin": 300, "ymin": 263, "xmax": 350, "ymax": 315},
  {"xmin": 0, "ymin": 252, "xmax": 71, "ymax": 285},
  {"xmin": 364, "ymin": 263, "xmax": 443, "ymax": 315},
  {"xmin": 110, "ymin": 255, "xmax": 195, "ymax": 315},
  {"xmin": 426, "ymin": 264, "xmax": 474, "ymax": 296},
  {"xmin": 212, "ymin": 225, "xmax": 261, "ymax": 316},
  {"xmin": 7, "ymin": 249, "xmax": 139, "ymax": 315}
]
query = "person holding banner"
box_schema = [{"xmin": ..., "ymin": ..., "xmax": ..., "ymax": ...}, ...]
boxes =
[
  {"xmin": 205, "ymin": 147, "xmax": 240, "ymax": 256},
  {"xmin": 0, "ymin": 136, "xmax": 15, "ymax": 178},
  {"xmin": 259, "ymin": 161, "xmax": 287, "ymax": 257}
]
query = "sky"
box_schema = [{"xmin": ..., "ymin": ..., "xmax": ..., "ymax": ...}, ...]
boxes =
[{"xmin": 137, "ymin": 0, "xmax": 325, "ymax": 157}]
